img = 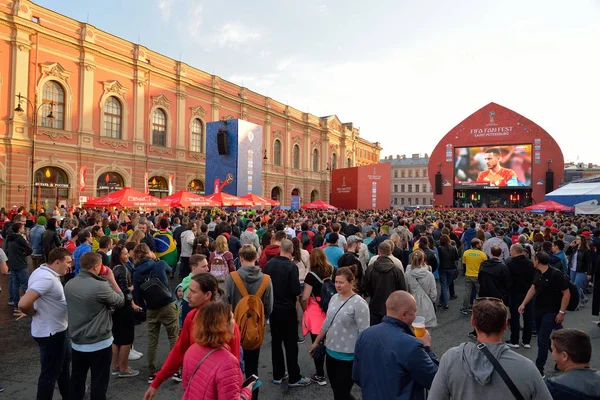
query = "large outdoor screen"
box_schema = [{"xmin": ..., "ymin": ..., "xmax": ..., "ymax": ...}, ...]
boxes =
[{"xmin": 454, "ymin": 144, "xmax": 532, "ymax": 188}]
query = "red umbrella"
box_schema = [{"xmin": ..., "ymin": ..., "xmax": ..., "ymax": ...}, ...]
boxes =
[
  {"xmin": 239, "ymin": 193, "xmax": 274, "ymax": 207},
  {"xmin": 269, "ymin": 198, "xmax": 281, "ymax": 207},
  {"xmin": 524, "ymin": 200, "xmax": 574, "ymax": 213},
  {"xmin": 204, "ymin": 192, "xmax": 253, "ymax": 207},
  {"xmin": 163, "ymin": 190, "xmax": 220, "ymax": 208},
  {"xmin": 85, "ymin": 187, "xmax": 169, "ymax": 208},
  {"xmin": 301, "ymin": 200, "xmax": 338, "ymax": 210}
]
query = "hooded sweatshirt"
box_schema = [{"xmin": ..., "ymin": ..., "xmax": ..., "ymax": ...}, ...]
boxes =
[
  {"xmin": 223, "ymin": 265, "xmax": 273, "ymax": 316},
  {"xmin": 405, "ymin": 267, "xmax": 437, "ymax": 327},
  {"xmin": 259, "ymin": 244, "xmax": 280, "ymax": 270},
  {"xmin": 5, "ymin": 232, "xmax": 32, "ymax": 270},
  {"xmin": 461, "ymin": 228, "xmax": 478, "ymax": 249},
  {"xmin": 362, "ymin": 256, "xmax": 407, "ymax": 318},
  {"xmin": 429, "ymin": 342, "xmax": 552, "ymax": 400}
]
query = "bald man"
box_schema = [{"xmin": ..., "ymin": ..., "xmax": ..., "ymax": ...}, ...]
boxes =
[{"xmin": 352, "ymin": 291, "xmax": 438, "ymax": 400}]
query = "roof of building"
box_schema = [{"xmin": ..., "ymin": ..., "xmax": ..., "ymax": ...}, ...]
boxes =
[{"xmin": 381, "ymin": 154, "xmax": 429, "ymax": 167}]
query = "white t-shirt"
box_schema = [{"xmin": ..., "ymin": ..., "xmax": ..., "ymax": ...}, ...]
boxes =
[{"xmin": 28, "ymin": 265, "xmax": 68, "ymax": 338}]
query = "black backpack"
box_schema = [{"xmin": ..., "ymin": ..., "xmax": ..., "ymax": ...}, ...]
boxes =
[
  {"xmin": 308, "ymin": 271, "xmax": 337, "ymax": 313},
  {"xmin": 566, "ymin": 279, "xmax": 580, "ymax": 312},
  {"xmin": 301, "ymin": 231, "xmax": 311, "ymax": 248}
]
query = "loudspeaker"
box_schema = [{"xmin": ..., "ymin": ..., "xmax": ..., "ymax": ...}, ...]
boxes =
[
  {"xmin": 435, "ymin": 173, "xmax": 442, "ymax": 195},
  {"xmin": 546, "ymin": 170, "xmax": 554, "ymax": 194},
  {"xmin": 217, "ymin": 128, "xmax": 228, "ymax": 155}
]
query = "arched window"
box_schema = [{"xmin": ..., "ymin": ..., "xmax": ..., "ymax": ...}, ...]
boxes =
[
  {"xmin": 104, "ymin": 97, "xmax": 122, "ymax": 139},
  {"xmin": 312, "ymin": 148, "xmax": 319, "ymax": 172},
  {"xmin": 42, "ymin": 81, "xmax": 65, "ymax": 129},
  {"xmin": 292, "ymin": 145, "xmax": 300, "ymax": 169},
  {"xmin": 310, "ymin": 190, "xmax": 319, "ymax": 202},
  {"xmin": 34, "ymin": 167, "xmax": 69, "ymax": 210},
  {"xmin": 273, "ymin": 139, "xmax": 282, "ymax": 166},
  {"xmin": 271, "ymin": 187, "xmax": 281, "ymax": 201},
  {"xmin": 190, "ymin": 119, "xmax": 203, "ymax": 153},
  {"xmin": 152, "ymin": 109, "xmax": 167, "ymax": 146},
  {"xmin": 331, "ymin": 153, "xmax": 337, "ymax": 170},
  {"xmin": 188, "ymin": 179, "xmax": 205, "ymax": 195},
  {"xmin": 148, "ymin": 176, "xmax": 168, "ymax": 198},
  {"xmin": 96, "ymin": 172, "xmax": 124, "ymax": 197},
  {"xmin": 347, "ymin": 158, "xmax": 352, "ymax": 168}
]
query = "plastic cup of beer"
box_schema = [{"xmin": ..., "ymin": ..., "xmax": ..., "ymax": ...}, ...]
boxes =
[{"xmin": 412, "ymin": 316, "xmax": 426, "ymax": 338}]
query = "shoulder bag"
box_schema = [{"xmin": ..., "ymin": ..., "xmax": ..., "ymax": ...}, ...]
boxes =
[
  {"xmin": 477, "ymin": 343, "xmax": 525, "ymax": 400},
  {"xmin": 184, "ymin": 347, "xmax": 224, "ymax": 396}
]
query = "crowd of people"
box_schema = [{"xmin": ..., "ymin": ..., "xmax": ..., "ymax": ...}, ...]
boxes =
[{"xmin": 1, "ymin": 204, "xmax": 600, "ymax": 399}]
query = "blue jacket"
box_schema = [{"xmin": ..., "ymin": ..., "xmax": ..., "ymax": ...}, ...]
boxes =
[
  {"xmin": 29, "ymin": 224, "xmax": 46, "ymax": 255},
  {"xmin": 353, "ymin": 316, "xmax": 439, "ymax": 400},
  {"xmin": 73, "ymin": 243, "xmax": 92, "ymax": 275},
  {"xmin": 461, "ymin": 228, "xmax": 477, "ymax": 249}
]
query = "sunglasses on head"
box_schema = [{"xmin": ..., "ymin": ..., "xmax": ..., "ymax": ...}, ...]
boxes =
[{"xmin": 473, "ymin": 297, "xmax": 504, "ymax": 304}]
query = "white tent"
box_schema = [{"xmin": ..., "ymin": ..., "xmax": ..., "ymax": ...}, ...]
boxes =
[{"xmin": 545, "ymin": 182, "xmax": 600, "ymax": 214}]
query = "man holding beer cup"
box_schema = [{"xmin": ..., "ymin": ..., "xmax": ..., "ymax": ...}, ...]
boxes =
[{"xmin": 352, "ymin": 291, "xmax": 439, "ymax": 399}]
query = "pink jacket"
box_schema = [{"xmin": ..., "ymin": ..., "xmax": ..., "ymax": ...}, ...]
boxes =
[{"xmin": 182, "ymin": 344, "xmax": 252, "ymax": 400}]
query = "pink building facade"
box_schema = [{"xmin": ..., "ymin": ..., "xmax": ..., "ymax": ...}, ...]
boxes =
[{"xmin": 0, "ymin": 1, "xmax": 381, "ymax": 210}]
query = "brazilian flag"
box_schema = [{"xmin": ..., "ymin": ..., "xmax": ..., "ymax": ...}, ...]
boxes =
[{"xmin": 153, "ymin": 230, "xmax": 178, "ymax": 267}]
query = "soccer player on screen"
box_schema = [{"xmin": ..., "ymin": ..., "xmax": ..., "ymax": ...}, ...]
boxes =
[{"xmin": 476, "ymin": 147, "xmax": 518, "ymax": 186}]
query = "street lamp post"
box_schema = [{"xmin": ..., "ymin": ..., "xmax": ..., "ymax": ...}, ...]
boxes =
[{"xmin": 14, "ymin": 92, "xmax": 54, "ymax": 210}]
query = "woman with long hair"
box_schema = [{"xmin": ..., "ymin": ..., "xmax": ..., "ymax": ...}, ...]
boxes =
[
  {"xmin": 128, "ymin": 229, "xmax": 144, "ymax": 245},
  {"xmin": 109, "ymin": 244, "xmax": 141, "ymax": 377},
  {"xmin": 209, "ymin": 235, "xmax": 235, "ymax": 286},
  {"xmin": 405, "ymin": 249, "xmax": 437, "ymax": 327},
  {"xmin": 291, "ymin": 237, "xmax": 310, "ymax": 282},
  {"xmin": 566, "ymin": 234, "xmax": 592, "ymax": 304},
  {"xmin": 309, "ymin": 267, "xmax": 369, "ymax": 399},
  {"xmin": 182, "ymin": 302, "xmax": 253, "ymax": 399},
  {"xmin": 301, "ymin": 248, "xmax": 333, "ymax": 385},
  {"xmin": 193, "ymin": 234, "xmax": 211, "ymax": 258}
]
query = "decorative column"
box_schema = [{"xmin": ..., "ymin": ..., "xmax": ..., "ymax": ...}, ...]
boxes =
[
  {"xmin": 132, "ymin": 46, "xmax": 148, "ymax": 156},
  {"xmin": 9, "ymin": 28, "xmax": 32, "ymax": 141},
  {"xmin": 175, "ymin": 62, "xmax": 187, "ymax": 150}
]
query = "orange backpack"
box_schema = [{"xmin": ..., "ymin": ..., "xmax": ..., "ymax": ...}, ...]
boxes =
[{"xmin": 231, "ymin": 272, "xmax": 270, "ymax": 350}]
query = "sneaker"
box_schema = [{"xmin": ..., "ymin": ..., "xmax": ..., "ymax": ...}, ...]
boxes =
[
  {"xmin": 111, "ymin": 368, "xmax": 121, "ymax": 376},
  {"xmin": 131, "ymin": 348, "xmax": 144, "ymax": 358},
  {"xmin": 288, "ymin": 377, "xmax": 311, "ymax": 388},
  {"xmin": 437, "ymin": 303, "xmax": 443, "ymax": 309},
  {"xmin": 0, "ymin": 383, "xmax": 3, "ymax": 392},
  {"xmin": 443, "ymin": 304, "xmax": 449, "ymax": 311},
  {"xmin": 118, "ymin": 369, "xmax": 139, "ymax": 378},
  {"xmin": 172, "ymin": 372, "xmax": 182, "ymax": 382},
  {"xmin": 272, "ymin": 372, "xmax": 289, "ymax": 385},
  {"xmin": 460, "ymin": 308, "xmax": 470, "ymax": 315},
  {"xmin": 450, "ymin": 294, "xmax": 458, "ymax": 300},
  {"xmin": 128, "ymin": 351, "xmax": 141, "ymax": 361},
  {"xmin": 148, "ymin": 374, "xmax": 156, "ymax": 384},
  {"xmin": 504, "ymin": 341, "xmax": 519, "ymax": 349},
  {"xmin": 7, "ymin": 301, "xmax": 14, "ymax": 306},
  {"xmin": 522, "ymin": 343, "xmax": 531, "ymax": 349},
  {"xmin": 581, "ymin": 297, "xmax": 589, "ymax": 305},
  {"xmin": 532, "ymin": 331, "xmax": 537, "ymax": 337},
  {"xmin": 468, "ymin": 332, "xmax": 477, "ymax": 340},
  {"xmin": 297, "ymin": 336, "xmax": 306, "ymax": 344},
  {"xmin": 310, "ymin": 375, "xmax": 327, "ymax": 386}
]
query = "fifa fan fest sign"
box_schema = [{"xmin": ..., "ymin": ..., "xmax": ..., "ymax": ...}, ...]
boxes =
[
  {"xmin": 331, "ymin": 163, "xmax": 391, "ymax": 210},
  {"xmin": 429, "ymin": 102, "xmax": 565, "ymax": 207}
]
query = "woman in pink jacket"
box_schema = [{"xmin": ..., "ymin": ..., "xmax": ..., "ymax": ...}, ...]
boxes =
[{"xmin": 182, "ymin": 302, "xmax": 253, "ymax": 400}]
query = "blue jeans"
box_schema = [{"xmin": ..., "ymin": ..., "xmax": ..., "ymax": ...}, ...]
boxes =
[
  {"xmin": 570, "ymin": 270, "xmax": 588, "ymax": 301},
  {"xmin": 534, "ymin": 311, "xmax": 562, "ymax": 374},
  {"xmin": 438, "ymin": 269, "xmax": 455, "ymax": 306},
  {"xmin": 9, "ymin": 268, "xmax": 29, "ymax": 306},
  {"xmin": 34, "ymin": 329, "xmax": 71, "ymax": 400}
]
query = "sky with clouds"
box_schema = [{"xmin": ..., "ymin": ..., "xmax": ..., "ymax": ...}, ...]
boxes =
[{"xmin": 35, "ymin": 0, "xmax": 600, "ymax": 163}]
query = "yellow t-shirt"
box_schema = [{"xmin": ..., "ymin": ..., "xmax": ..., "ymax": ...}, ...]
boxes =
[{"xmin": 462, "ymin": 249, "xmax": 487, "ymax": 277}]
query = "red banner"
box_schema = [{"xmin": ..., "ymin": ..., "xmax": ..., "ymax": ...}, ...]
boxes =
[{"xmin": 79, "ymin": 165, "xmax": 86, "ymax": 192}]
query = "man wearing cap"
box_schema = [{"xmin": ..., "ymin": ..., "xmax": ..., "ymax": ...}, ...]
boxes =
[
  {"xmin": 482, "ymin": 229, "xmax": 510, "ymax": 261},
  {"xmin": 338, "ymin": 235, "xmax": 364, "ymax": 292},
  {"xmin": 30, "ymin": 216, "xmax": 47, "ymax": 269}
]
